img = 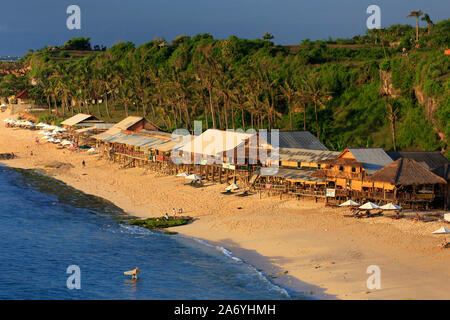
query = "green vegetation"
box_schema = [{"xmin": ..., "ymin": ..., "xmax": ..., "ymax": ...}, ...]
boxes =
[
  {"xmin": 1, "ymin": 17, "xmax": 449, "ymax": 158},
  {"xmin": 129, "ymin": 217, "xmax": 193, "ymax": 229},
  {"xmin": 62, "ymin": 37, "xmax": 92, "ymax": 51}
]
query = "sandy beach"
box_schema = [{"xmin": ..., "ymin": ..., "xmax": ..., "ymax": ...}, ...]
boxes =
[{"xmin": 1, "ymin": 111, "xmax": 449, "ymax": 300}]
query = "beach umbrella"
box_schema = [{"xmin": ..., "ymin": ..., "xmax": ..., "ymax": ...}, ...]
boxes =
[
  {"xmin": 225, "ymin": 183, "xmax": 241, "ymax": 191},
  {"xmin": 87, "ymin": 147, "xmax": 98, "ymax": 154},
  {"xmin": 61, "ymin": 140, "xmax": 72, "ymax": 146},
  {"xmin": 185, "ymin": 174, "xmax": 202, "ymax": 180},
  {"xmin": 339, "ymin": 200, "xmax": 360, "ymax": 207},
  {"xmin": 432, "ymin": 227, "xmax": 450, "ymax": 234},
  {"xmin": 176, "ymin": 172, "xmax": 188, "ymax": 177},
  {"xmin": 359, "ymin": 202, "xmax": 381, "ymax": 210},
  {"xmin": 379, "ymin": 203, "xmax": 402, "ymax": 210}
]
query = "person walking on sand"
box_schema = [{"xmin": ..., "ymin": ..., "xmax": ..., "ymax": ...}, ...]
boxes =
[
  {"xmin": 172, "ymin": 208, "xmax": 176, "ymax": 216},
  {"xmin": 164, "ymin": 212, "xmax": 169, "ymax": 220},
  {"xmin": 82, "ymin": 160, "xmax": 85, "ymax": 168},
  {"xmin": 441, "ymin": 238, "xmax": 448, "ymax": 249}
]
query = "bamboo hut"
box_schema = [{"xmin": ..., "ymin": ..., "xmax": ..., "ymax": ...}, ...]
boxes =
[{"xmin": 366, "ymin": 158, "xmax": 447, "ymax": 209}]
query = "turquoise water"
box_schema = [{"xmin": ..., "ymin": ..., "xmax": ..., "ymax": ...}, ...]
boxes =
[{"xmin": 0, "ymin": 166, "xmax": 299, "ymax": 300}]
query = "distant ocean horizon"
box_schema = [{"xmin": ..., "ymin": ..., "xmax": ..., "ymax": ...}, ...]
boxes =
[{"xmin": 0, "ymin": 165, "xmax": 303, "ymax": 300}]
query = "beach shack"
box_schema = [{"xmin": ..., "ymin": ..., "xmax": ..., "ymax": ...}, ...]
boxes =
[
  {"xmin": 311, "ymin": 147, "xmax": 393, "ymax": 203},
  {"xmin": 366, "ymin": 158, "xmax": 447, "ymax": 209},
  {"xmin": 15, "ymin": 89, "xmax": 32, "ymax": 104},
  {"xmin": 180, "ymin": 129, "xmax": 257, "ymax": 184},
  {"xmin": 60, "ymin": 113, "xmax": 100, "ymax": 131},
  {"xmin": 254, "ymin": 148, "xmax": 339, "ymax": 198},
  {"xmin": 73, "ymin": 123, "xmax": 115, "ymax": 146},
  {"xmin": 387, "ymin": 151, "xmax": 450, "ymax": 208},
  {"xmin": 92, "ymin": 116, "xmax": 170, "ymax": 168}
]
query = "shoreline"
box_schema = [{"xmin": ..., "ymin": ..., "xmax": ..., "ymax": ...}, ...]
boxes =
[
  {"xmin": 1, "ymin": 163, "xmax": 313, "ymax": 300},
  {"xmin": 1, "ymin": 111, "xmax": 450, "ymax": 299}
]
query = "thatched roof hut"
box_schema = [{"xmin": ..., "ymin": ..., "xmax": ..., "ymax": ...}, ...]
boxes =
[{"xmin": 367, "ymin": 158, "xmax": 447, "ymax": 186}]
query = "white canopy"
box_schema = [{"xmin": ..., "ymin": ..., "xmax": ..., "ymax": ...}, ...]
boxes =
[
  {"xmin": 339, "ymin": 200, "xmax": 360, "ymax": 207},
  {"xmin": 379, "ymin": 203, "xmax": 402, "ymax": 210},
  {"xmin": 432, "ymin": 227, "xmax": 450, "ymax": 234},
  {"xmin": 61, "ymin": 140, "xmax": 73, "ymax": 146},
  {"xmin": 359, "ymin": 202, "xmax": 381, "ymax": 210},
  {"xmin": 225, "ymin": 183, "xmax": 241, "ymax": 191},
  {"xmin": 176, "ymin": 172, "xmax": 189, "ymax": 177},
  {"xmin": 185, "ymin": 174, "xmax": 202, "ymax": 180}
]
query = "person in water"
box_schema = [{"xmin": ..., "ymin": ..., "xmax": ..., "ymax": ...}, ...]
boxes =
[{"xmin": 131, "ymin": 267, "xmax": 139, "ymax": 280}]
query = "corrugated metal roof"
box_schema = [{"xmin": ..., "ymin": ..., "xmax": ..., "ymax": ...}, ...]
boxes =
[
  {"xmin": 102, "ymin": 132, "xmax": 168, "ymax": 148},
  {"xmin": 181, "ymin": 129, "xmax": 255, "ymax": 156},
  {"xmin": 367, "ymin": 158, "xmax": 447, "ymax": 185},
  {"xmin": 92, "ymin": 116, "xmax": 143, "ymax": 140},
  {"xmin": 138, "ymin": 130, "xmax": 172, "ymax": 139},
  {"xmin": 348, "ymin": 148, "xmax": 393, "ymax": 174},
  {"xmin": 75, "ymin": 127, "xmax": 94, "ymax": 134},
  {"xmin": 387, "ymin": 151, "xmax": 449, "ymax": 171},
  {"xmin": 279, "ymin": 148, "xmax": 339, "ymax": 163},
  {"xmin": 262, "ymin": 168, "xmax": 325, "ymax": 182},
  {"xmin": 387, "ymin": 151, "xmax": 450, "ymax": 181},
  {"xmin": 266, "ymin": 131, "xmax": 328, "ymax": 150},
  {"xmin": 91, "ymin": 123, "xmax": 115, "ymax": 130},
  {"xmin": 61, "ymin": 114, "xmax": 96, "ymax": 126},
  {"xmin": 114, "ymin": 116, "xmax": 143, "ymax": 130},
  {"xmin": 75, "ymin": 123, "xmax": 115, "ymax": 135}
]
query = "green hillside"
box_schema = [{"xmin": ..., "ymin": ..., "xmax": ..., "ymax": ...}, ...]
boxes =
[{"xmin": 1, "ymin": 19, "xmax": 449, "ymax": 157}]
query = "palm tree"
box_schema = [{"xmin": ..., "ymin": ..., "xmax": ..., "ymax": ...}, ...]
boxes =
[
  {"xmin": 407, "ymin": 10, "xmax": 423, "ymax": 42},
  {"xmin": 301, "ymin": 74, "xmax": 331, "ymax": 141},
  {"xmin": 280, "ymin": 77, "xmax": 296, "ymax": 130},
  {"xmin": 421, "ymin": 14, "xmax": 434, "ymax": 35},
  {"xmin": 385, "ymin": 99, "xmax": 400, "ymax": 151}
]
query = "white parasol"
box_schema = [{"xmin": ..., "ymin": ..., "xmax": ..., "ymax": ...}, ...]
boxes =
[
  {"xmin": 379, "ymin": 203, "xmax": 402, "ymax": 210},
  {"xmin": 339, "ymin": 200, "xmax": 360, "ymax": 207},
  {"xmin": 359, "ymin": 202, "xmax": 381, "ymax": 210}
]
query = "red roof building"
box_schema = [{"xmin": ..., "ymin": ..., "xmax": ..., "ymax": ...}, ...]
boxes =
[{"xmin": 15, "ymin": 89, "xmax": 32, "ymax": 103}]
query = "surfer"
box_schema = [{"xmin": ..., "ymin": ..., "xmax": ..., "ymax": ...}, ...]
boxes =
[
  {"xmin": 131, "ymin": 267, "xmax": 139, "ymax": 280},
  {"xmin": 124, "ymin": 267, "xmax": 140, "ymax": 280}
]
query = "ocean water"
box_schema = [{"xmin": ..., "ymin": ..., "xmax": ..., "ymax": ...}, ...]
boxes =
[{"xmin": 0, "ymin": 166, "xmax": 300, "ymax": 300}]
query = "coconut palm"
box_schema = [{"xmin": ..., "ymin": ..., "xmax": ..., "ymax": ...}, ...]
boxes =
[
  {"xmin": 385, "ymin": 99, "xmax": 400, "ymax": 151},
  {"xmin": 301, "ymin": 73, "xmax": 331, "ymax": 141},
  {"xmin": 407, "ymin": 10, "xmax": 423, "ymax": 42},
  {"xmin": 421, "ymin": 14, "xmax": 434, "ymax": 35}
]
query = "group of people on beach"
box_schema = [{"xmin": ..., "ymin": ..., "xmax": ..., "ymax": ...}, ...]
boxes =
[{"xmin": 164, "ymin": 208, "xmax": 183, "ymax": 220}]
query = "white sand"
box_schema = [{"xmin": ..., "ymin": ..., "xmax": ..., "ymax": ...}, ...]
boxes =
[{"xmin": 1, "ymin": 110, "xmax": 449, "ymax": 300}]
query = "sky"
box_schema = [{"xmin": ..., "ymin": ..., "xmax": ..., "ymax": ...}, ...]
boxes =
[{"xmin": 0, "ymin": 0, "xmax": 448, "ymax": 56}]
